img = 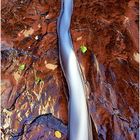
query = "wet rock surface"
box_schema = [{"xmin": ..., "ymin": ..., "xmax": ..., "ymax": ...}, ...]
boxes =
[
  {"xmin": 1, "ymin": 0, "xmax": 139, "ymax": 140},
  {"xmin": 1, "ymin": 0, "xmax": 68, "ymax": 139},
  {"xmin": 11, "ymin": 114, "xmax": 67, "ymax": 140},
  {"xmin": 71, "ymin": 0, "xmax": 139, "ymax": 140}
]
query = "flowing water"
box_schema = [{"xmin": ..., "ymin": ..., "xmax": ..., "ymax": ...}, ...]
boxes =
[{"xmin": 57, "ymin": 0, "xmax": 94, "ymax": 139}]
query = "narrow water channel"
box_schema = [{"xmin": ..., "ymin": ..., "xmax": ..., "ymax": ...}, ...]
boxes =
[{"xmin": 57, "ymin": 0, "xmax": 93, "ymax": 139}]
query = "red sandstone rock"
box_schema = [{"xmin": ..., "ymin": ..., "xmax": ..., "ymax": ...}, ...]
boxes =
[{"xmin": 1, "ymin": 0, "xmax": 139, "ymax": 140}]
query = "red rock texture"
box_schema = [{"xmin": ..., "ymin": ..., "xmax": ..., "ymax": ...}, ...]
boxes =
[
  {"xmin": 1, "ymin": 0, "xmax": 139, "ymax": 140},
  {"xmin": 1, "ymin": 0, "xmax": 68, "ymax": 139},
  {"xmin": 71, "ymin": 0, "xmax": 139, "ymax": 139}
]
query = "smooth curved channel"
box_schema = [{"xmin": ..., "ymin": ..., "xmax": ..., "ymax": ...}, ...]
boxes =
[{"xmin": 57, "ymin": 0, "xmax": 93, "ymax": 140}]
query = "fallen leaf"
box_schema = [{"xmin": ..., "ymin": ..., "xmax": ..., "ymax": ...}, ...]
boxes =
[
  {"xmin": 45, "ymin": 63, "xmax": 58, "ymax": 70},
  {"xmin": 18, "ymin": 64, "xmax": 26, "ymax": 71},
  {"xmin": 55, "ymin": 131, "xmax": 62, "ymax": 138},
  {"xmin": 80, "ymin": 45, "xmax": 87, "ymax": 53}
]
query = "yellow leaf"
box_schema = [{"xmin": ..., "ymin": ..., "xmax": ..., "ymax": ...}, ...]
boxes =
[{"xmin": 55, "ymin": 130, "xmax": 62, "ymax": 138}]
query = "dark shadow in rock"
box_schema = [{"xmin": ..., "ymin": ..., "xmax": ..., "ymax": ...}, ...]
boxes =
[{"xmin": 12, "ymin": 113, "xmax": 68, "ymax": 140}]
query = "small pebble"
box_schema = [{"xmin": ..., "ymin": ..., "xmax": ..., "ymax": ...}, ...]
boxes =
[
  {"xmin": 35, "ymin": 36, "xmax": 39, "ymax": 40},
  {"xmin": 38, "ymin": 24, "xmax": 41, "ymax": 28}
]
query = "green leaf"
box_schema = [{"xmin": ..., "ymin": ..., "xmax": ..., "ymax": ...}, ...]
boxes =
[
  {"xmin": 35, "ymin": 77, "xmax": 43, "ymax": 84},
  {"xmin": 18, "ymin": 64, "xmax": 26, "ymax": 71},
  {"xmin": 80, "ymin": 45, "xmax": 87, "ymax": 53}
]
